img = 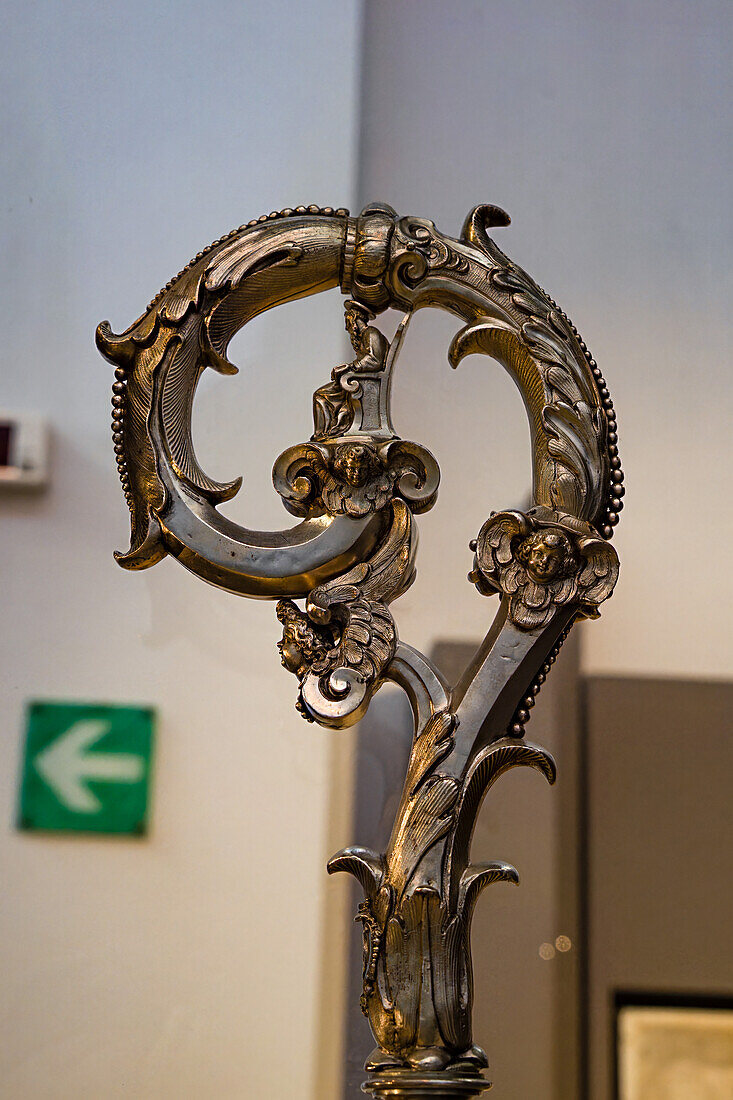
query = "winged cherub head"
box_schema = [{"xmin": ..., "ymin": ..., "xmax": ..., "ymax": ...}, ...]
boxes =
[{"xmin": 471, "ymin": 511, "xmax": 619, "ymax": 630}]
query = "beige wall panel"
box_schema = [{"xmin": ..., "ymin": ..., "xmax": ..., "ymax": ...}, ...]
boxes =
[{"xmin": 586, "ymin": 677, "xmax": 733, "ymax": 1100}]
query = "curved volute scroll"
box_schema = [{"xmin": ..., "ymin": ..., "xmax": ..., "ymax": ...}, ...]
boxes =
[
  {"xmin": 342, "ymin": 201, "xmax": 623, "ymax": 539},
  {"xmin": 98, "ymin": 202, "xmax": 621, "ymax": 1098},
  {"xmin": 97, "ymin": 206, "xmax": 389, "ymax": 595}
]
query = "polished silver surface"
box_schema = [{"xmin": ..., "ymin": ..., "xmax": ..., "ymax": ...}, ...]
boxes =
[{"xmin": 98, "ymin": 202, "xmax": 621, "ymax": 1097}]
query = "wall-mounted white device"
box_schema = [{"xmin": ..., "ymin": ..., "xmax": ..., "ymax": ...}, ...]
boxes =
[{"xmin": 0, "ymin": 410, "xmax": 49, "ymax": 490}]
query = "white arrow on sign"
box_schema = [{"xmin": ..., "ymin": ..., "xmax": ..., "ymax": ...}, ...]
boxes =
[{"xmin": 35, "ymin": 720, "xmax": 145, "ymax": 813}]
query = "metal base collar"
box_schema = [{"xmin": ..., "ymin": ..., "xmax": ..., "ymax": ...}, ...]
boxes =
[{"xmin": 362, "ymin": 1070, "xmax": 491, "ymax": 1098}]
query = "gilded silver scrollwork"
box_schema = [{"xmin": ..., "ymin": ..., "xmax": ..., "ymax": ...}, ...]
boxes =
[
  {"xmin": 98, "ymin": 202, "xmax": 622, "ymax": 1099},
  {"xmin": 276, "ymin": 498, "xmax": 416, "ymax": 727}
]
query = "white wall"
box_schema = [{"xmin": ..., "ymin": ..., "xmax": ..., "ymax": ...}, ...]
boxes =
[
  {"xmin": 358, "ymin": 0, "xmax": 733, "ymax": 681},
  {"xmin": 0, "ymin": 3, "xmax": 362, "ymax": 1098}
]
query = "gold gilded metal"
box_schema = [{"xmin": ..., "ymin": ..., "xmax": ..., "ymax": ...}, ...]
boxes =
[{"xmin": 97, "ymin": 202, "xmax": 621, "ymax": 1097}]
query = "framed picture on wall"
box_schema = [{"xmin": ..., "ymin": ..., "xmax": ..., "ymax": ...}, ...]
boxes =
[{"xmin": 615, "ymin": 992, "xmax": 733, "ymax": 1100}]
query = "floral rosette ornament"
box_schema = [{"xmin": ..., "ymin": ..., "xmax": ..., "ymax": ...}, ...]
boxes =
[{"xmin": 470, "ymin": 507, "xmax": 619, "ymax": 630}]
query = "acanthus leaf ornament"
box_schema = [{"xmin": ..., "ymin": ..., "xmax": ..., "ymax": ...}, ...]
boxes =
[{"xmin": 98, "ymin": 202, "xmax": 622, "ymax": 1098}]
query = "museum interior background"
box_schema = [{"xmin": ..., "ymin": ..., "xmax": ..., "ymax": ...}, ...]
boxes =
[{"xmin": 1, "ymin": 2, "xmax": 731, "ymax": 1098}]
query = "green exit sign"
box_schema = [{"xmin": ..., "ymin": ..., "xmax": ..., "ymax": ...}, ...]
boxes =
[{"xmin": 18, "ymin": 700, "xmax": 155, "ymax": 835}]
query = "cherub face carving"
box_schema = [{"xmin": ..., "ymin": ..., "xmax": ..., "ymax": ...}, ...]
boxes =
[
  {"xmin": 333, "ymin": 442, "xmax": 374, "ymax": 487},
  {"xmin": 518, "ymin": 530, "xmax": 575, "ymax": 584},
  {"xmin": 276, "ymin": 617, "xmax": 311, "ymax": 676},
  {"xmin": 276, "ymin": 600, "xmax": 332, "ymax": 679}
]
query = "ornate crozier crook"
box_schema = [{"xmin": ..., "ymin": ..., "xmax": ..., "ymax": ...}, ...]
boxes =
[{"xmin": 97, "ymin": 202, "xmax": 621, "ymax": 1098}]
